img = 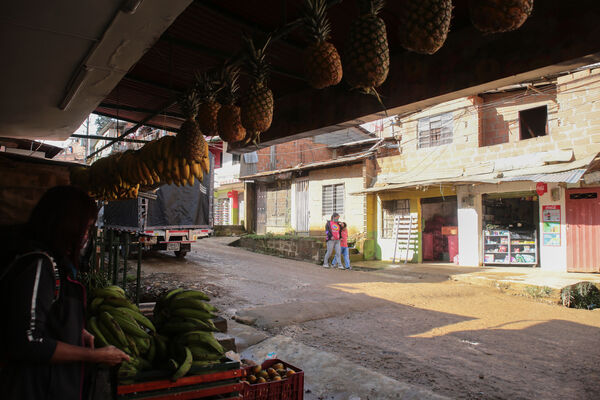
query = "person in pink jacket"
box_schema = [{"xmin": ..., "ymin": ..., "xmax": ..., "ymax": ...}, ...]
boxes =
[{"xmin": 333, "ymin": 222, "xmax": 351, "ymax": 270}]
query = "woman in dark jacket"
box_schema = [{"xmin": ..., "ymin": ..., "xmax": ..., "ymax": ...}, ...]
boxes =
[{"xmin": 0, "ymin": 186, "xmax": 129, "ymax": 400}]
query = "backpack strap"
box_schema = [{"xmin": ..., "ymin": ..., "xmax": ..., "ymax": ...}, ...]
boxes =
[{"xmin": 0, "ymin": 251, "xmax": 61, "ymax": 302}]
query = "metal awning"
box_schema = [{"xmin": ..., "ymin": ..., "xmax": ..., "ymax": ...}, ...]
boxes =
[
  {"xmin": 352, "ymin": 154, "xmax": 598, "ymax": 195},
  {"xmin": 501, "ymin": 169, "xmax": 587, "ymax": 184}
]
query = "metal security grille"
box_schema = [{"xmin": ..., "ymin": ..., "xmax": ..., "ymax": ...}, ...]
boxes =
[
  {"xmin": 382, "ymin": 199, "xmax": 410, "ymax": 238},
  {"xmin": 418, "ymin": 112, "xmax": 453, "ymax": 149},
  {"xmin": 322, "ymin": 183, "xmax": 344, "ymax": 216}
]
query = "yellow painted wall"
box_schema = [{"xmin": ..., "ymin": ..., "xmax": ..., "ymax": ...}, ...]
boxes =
[
  {"xmin": 374, "ymin": 187, "xmax": 457, "ymax": 261},
  {"xmin": 308, "ymin": 164, "xmax": 365, "ymax": 238}
]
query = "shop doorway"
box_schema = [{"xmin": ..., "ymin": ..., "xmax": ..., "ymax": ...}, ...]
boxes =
[
  {"xmin": 566, "ymin": 187, "xmax": 600, "ymax": 273},
  {"xmin": 421, "ymin": 196, "xmax": 458, "ymax": 262},
  {"xmin": 482, "ymin": 193, "xmax": 539, "ymax": 267}
]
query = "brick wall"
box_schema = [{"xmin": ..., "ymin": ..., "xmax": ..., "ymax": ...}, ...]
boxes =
[
  {"xmin": 253, "ymin": 137, "xmax": 333, "ymax": 173},
  {"xmin": 480, "ymin": 87, "xmax": 557, "ymax": 147},
  {"xmin": 375, "ymin": 67, "xmax": 600, "ymax": 181}
]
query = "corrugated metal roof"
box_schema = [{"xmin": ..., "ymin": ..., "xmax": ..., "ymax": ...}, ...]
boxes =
[
  {"xmin": 501, "ymin": 169, "xmax": 587, "ymax": 183},
  {"xmin": 240, "ymin": 152, "xmax": 371, "ymax": 180},
  {"xmin": 313, "ymin": 127, "xmax": 375, "ymax": 148}
]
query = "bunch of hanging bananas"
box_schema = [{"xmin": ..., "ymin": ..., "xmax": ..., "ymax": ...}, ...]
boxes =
[
  {"xmin": 69, "ymin": 135, "xmax": 210, "ymax": 201},
  {"xmin": 86, "ymin": 285, "xmax": 159, "ymax": 383},
  {"xmin": 154, "ymin": 288, "xmax": 225, "ymax": 381},
  {"xmin": 131, "ymin": 135, "xmax": 210, "ymax": 188},
  {"xmin": 70, "ymin": 154, "xmax": 140, "ymax": 201}
]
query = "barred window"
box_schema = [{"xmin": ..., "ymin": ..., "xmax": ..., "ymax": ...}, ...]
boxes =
[
  {"xmin": 382, "ymin": 199, "xmax": 410, "ymax": 239},
  {"xmin": 322, "ymin": 184, "xmax": 344, "ymax": 216},
  {"xmin": 418, "ymin": 112, "xmax": 453, "ymax": 149}
]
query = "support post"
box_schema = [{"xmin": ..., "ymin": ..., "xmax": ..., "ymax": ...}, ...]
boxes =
[
  {"xmin": 106, "ymin": 230, "xmax": 113, "ymax": 281},
  {"xmin": 136, "ymin": 238, "xmax": 142, "ymax": 306},
  {"xmin": 122, "ymin": 233, "xmax": 129, "ymax": 292},
  {"xmin": 112, "ymin": 231, "xmax": 119, "ymax": 285}
]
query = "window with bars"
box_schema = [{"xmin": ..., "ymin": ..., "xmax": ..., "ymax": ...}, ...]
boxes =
[
  {"xmin": 382, "ymin": 199, "xmax": 410, "ymax": 239},
  {"xmin": 417, "ymin": 112, "xmax": 453, "ymax": 149},
  {"xmin": 322, "ymin": 184, "xmax": 344, "ymax": 216}
]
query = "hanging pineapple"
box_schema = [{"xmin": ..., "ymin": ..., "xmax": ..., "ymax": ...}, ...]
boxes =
[
  {"xmin": 195, "ymin": 70, "xmax": 221, "ymax": 137},
  {"xmin": 302, "ymin": 0, "xmax": 343, "ymax": 89},
  {"xmin": 217, "ymin": 64, "xmax": 246, "ymax": 143},
  {"xmin": 176, "ymin": 89, "xmax": 207, "ymax": 161},
  {"xmin": 241, "ymin": 36, "xmax": 274, "ymax": 143},
  {"xmin": 344, "ymin": 0, "xmax": 389, "ymax": 93},
  {"xmin": 469, "ymin": 0, "xmax": 533, "ymax": 33},
  {"xmin": 398, "ymin": 0, "xmax": 452, "ymax": 55}
]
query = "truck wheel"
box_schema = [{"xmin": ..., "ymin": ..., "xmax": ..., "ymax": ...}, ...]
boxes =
[{"xmin": 175, "ymin": 250, "xmax": 188, "ymax": 259}]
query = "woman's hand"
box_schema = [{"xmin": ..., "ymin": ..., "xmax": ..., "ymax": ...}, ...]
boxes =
[
  {"xmin": 82, "ymin": 329, "xmax": 95, "ymax": 349},
  {"xmin": 92, "ymin": 346, "xmax": 130, "ymax": 366}
]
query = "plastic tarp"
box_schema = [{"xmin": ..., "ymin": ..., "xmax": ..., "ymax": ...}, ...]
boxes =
[
  {"xmin": 146, "ymin": 178, "xmax": 209, "ymax": 228},
  {"xmin": 103, "ymin": 154, "xmax": 213, "ymax": 230}
]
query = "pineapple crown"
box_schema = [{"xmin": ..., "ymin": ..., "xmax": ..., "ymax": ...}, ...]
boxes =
[
  {"xmin": 243, "ymin": 34, "xmax": 271, "ymax": 85},
  {"xmin": 219, "ymin": 63, "xmax": 241, "ymax": 105},
  {"xmin": 178, "ymin": 89, "xmax": 200, "ymax": 120},
  {"xmin": 303, "ymin": 0, "xmax": 332, "ymax": 44},
  {"xmin": 357, "ymin": 0, "xmax": 384, "ymax": 16},
  {"xmin": 194, "ymin": 70, "xmax": 221, "ymax": 103}
]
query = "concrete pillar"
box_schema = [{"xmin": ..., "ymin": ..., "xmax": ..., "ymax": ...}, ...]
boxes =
[{"xmin": 457, "ymin": 186, "xmax": 482, "ymax": 266}]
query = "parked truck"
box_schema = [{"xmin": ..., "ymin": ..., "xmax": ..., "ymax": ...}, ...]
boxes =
[{"xmin": 102, "ymin": 155, "xmax": 214, "ymax": 258}]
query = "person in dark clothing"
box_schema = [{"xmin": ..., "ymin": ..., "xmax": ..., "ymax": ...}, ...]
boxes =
[
  {"xmin": 0, "ymin": 186, "xmax": 130, "ymax": 400},
  {"xmin": 323, "ymin": 213, "xmax": 342, "ymax": 268}
]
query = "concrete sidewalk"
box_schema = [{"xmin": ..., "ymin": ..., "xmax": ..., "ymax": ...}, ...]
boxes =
[{"xmin": 353, "ymin": 261, "xmax": 600, "ymax": 301}]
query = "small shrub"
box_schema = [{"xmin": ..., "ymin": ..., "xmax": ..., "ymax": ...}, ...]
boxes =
[
  {"xmin": 523, "ymin": 285, "xmax": 553, "ymax": 299},
  {"xmin": 560, "ymin": 282, "xmax": 600, "ymax": 310}
]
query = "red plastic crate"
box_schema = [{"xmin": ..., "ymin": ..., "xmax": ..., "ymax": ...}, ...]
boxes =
[
  {"xmin": 114, "ymin": 359, "xmax": 242, "ymax": 399},
  {"xmin": 241, "ymin": 359, "xmax": 304, "ymax": 400}
]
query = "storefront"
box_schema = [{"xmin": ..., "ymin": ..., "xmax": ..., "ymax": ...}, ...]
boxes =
[
  {"xmin": 374, "ymin": 187, "xmax": 457, "ymax": 262},
  {"xmin": 421, "ymin": 196, "xmax": 458, "ymax": 262},
  {"xmin": 481, "ymin": 192, "xmax": 539, "ymax": 266},
  {"xmin": 457, "ymin": 180, "xmax": 569, "ymax": 271}
]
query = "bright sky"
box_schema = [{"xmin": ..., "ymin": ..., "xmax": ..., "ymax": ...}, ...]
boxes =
[{"xmin": 41, "ymin": 114, "xmax": 99, "ymax": 148}]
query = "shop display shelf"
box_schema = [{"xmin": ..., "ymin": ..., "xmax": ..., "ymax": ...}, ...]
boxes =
[{"xmin": 483, "ymin": 229, "xmax": 537, "ymax": 266}]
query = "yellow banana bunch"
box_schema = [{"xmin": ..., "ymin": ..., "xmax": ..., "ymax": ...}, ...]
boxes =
[{"xmin": 69, "ymin": 133, "xmax": 211, "ymax": 201}]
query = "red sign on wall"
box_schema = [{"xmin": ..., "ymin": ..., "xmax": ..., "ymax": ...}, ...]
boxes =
[{"xmin": 536, "ymin": 182, "xmax": 548, "ymax": 196}]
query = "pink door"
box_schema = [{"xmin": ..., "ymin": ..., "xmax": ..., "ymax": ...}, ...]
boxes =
[{"xmin": 566, "ymin": 188, "xmax": 600, "ymax": 273}]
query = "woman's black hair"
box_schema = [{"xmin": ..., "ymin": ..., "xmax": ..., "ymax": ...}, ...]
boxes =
[
  {"xmin": 331, "ymin": 213, "xmax": 340, "ymax": 220},
  {"xmin": 27, "ymin": 186, "xmax": 98, "ymax": 268}
]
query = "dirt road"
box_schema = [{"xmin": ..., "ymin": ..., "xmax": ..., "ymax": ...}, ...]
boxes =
[{"xmin": 139, "ymin": 238, "xmax": 600, "ymax": 400}]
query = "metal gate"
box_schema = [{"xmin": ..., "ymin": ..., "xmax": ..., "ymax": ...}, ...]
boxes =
[
  {"xmin": 566, "ymin": 187, "xmax": 600, "ymax": 273},
  {"xmin": 256, "ymin": 183, "xmax": 267, "ymax": 234},
  {"xmin": 295, "ymin": 178, "xmax": 309, "ymax": 234}
]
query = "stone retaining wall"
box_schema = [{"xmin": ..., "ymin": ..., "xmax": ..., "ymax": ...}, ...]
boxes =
[{"xmin": 235, "ymin": 236, "xmax": 326, "ymax": 263}]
